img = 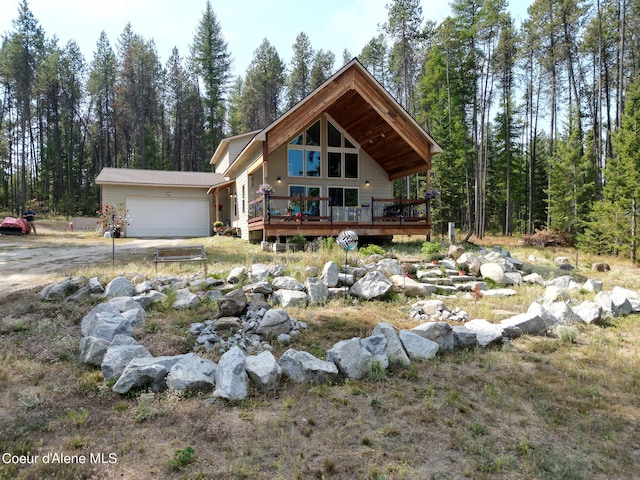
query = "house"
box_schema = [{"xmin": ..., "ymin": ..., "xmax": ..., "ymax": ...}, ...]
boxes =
[
  {"xmin": 209, "ymin": 58, "xmax": 442, "ymax": 243},
  {"xmin": 96, "ymin": 168, "xmax": 225, "ymax": 237}
]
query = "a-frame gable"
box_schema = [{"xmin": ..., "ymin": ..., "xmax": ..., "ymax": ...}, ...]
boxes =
[{"xmin": 259, "ymin": 59, "xmax": 441, "ymax": 180}]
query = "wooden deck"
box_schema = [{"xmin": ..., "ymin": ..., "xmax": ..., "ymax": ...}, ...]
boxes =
[{"xmin": 248, "ymin": 195, "xmax": 431, "ymax": 239}]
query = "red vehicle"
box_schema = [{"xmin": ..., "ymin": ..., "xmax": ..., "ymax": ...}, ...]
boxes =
[{"xmin": 0, "ymin": 216, "xmax": 30, "ymax": 235}]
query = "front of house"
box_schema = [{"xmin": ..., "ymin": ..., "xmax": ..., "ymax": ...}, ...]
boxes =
[{"xmin": 210, "ymin": 59, "xmax": 442, "ymax": 243}]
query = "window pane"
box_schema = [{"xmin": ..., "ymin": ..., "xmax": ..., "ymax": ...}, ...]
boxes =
[
  {"xmin": 345, "ymin": 137, "xmax": 355, "ymax": 149},
  {"xmin": 345, "ymin": 153, "xmax": 358, "ymax": 178},
  {"xmin": 305, "ymin": 120, "xmax": 321, "ymax": 146},
  {"xmin": 288, "ymin": 150, "xmax": 303, "ymax": 176},
  {"xmin": 306, "ymin": 150, "xmax": 321, "ymax": 177},
  {"xmin": 290, "ymin": 133, "xmax": 303, "ymax": 145},
  {"xmin": 345, "ymin": 188, "xmax": 359, "ymax": 207},
  {"xmin": 290, "ymin": 186, "xmax": 305, "ymax": 197},
  {"xmin": 307, "ymin": 187, "xmax": 320, "ymax": 197},
  {"xmin": 328, "ymin": 152, "xmax": 341, "ymax": 177},
  {"xmin": 329, "ymin": 187, "xmax": 343, "ymax": 206},
  {"xmin": 328, "ymin": 121, "xmax": 341, "ymax": 147}
]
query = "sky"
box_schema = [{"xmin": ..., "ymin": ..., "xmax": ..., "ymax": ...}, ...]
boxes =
[{"xmin": 0, "ymin": 0, "xmax": 532, "ymax": 78}]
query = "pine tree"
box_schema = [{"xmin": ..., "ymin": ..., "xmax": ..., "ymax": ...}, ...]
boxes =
[
  {"xmin": 191, "ymin": 0, "xmax": 230, "ymax": 157},
  {"xmin": 286, "ymin": 32, "xmax": 313, "ymax": 108}
]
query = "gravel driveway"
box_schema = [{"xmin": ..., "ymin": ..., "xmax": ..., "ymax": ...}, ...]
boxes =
[{"xmin": 0, "ymin": 229, "xmax": 185, "ymax": 299}]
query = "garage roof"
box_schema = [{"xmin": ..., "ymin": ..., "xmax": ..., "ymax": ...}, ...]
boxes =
[{"xmin": 96, "ymin": 168, "xmax": 226, "ymax": 188}]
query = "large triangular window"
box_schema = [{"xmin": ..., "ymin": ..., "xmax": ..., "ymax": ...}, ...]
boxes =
[
  {"xmin": 327, "ymin": 120, "xmax": 358, "ymax": 179},
  {"xmin": 287, "ymin": 120, "xmax": 321, "ymax": 177}
]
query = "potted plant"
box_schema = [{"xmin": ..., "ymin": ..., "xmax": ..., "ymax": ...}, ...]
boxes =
[
  {"xmin": 429, "ymin": 253, "xmax": 444, "ymax": 264},
  {"xmin": 213, "ymin": 221, "xmax": 224, "ymax": 234},
  {"xmin": 456, "ymin": 263, "xmax": 470, "ymax": 275}
]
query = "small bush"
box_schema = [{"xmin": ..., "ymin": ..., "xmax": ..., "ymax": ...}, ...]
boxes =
[
  {"xmin": 421, "ymin": 241, "xmax": 441, "ymax": 255},
  {"xmin": 170, "ymin": 446, "xmax": 195, "ymax": 470},
  {"xmin": 359, "ymin": 244, "xmax": 386, "ymax": 256}
]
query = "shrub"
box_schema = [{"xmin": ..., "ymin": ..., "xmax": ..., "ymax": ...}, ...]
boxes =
[
  {"xmin": 421, "ymin": 241, "xmax": 441, "ymax": 256},
  {"xmin": 359, "ymin": 244, "xmax": 386, "ymax": 256}
]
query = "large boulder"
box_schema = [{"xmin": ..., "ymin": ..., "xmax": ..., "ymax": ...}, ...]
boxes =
[
  {"xmin": 452, "ymin": 326, "xmax": 477, "ymax": 349},
  {"xmin": 79, "ymin": 336, "xmax": 111, "ymax": 366},
  {"xmin": 610, "ymin": 286, "xmax": 637, "ymax": 315},
  {"xmin": 479, "ymin": 263, "xmax": 506, "ymax": 286},
  {"xmin": 350, "ymin": 271, "xmax": 393, "ymax": 300},
  {"xmin": 249, "ymin": 263, "xmax": 271, "ymax": 282},
  {"xmin": 278, "ymin": 349, "xmax": 338, "ymax": 384},
  {"xmin": 411, "ymin": 322, "xmax": 454, "ymax": 351},
  {"xmin": 389, "ymin": 274, "xmax": 434, "ymax": 296},
  {"xmin": 256, "ymin": 308, "xmax": 291, "ymax": 338},
  {"xmin": 326, "ymin": 335, "xmax": 388, "ymax": 380},
  {"xmin": 40, "ymin": 276, "xmax": 85, "ymax": 301},
  {"xmin": 217, "ymin": 289, "xmax": 247, "ymax": 317},
  {"xmin": 272, "ymin": 276, "xmax": 305, "ymax": 291},
  {"xmin": 320, "ymin": 261, "xmax": 340, "ymax": 287},
  {"xmin": 166, "ymin": 353, "xmax": 217, "ymax": 393},
  {"xmin": 245, "ymin": 351, "xmax": 282, "ymax": 391},
  {"xmin": 305, "ymin": 278, "xmax": 329, "ymax": 305},
  {"xmin": 573, "ymin": 301, "xmax": 603, "ymax": 324},
  {"xmin": 372, "ymin": 323, "xmax": 411, "ymax": 367},
  {"xmin": 111, "ymin": 355, "xmax": 188, "ymax": 394},
  {"xmin": 81, "ymin": 306, "xmax": 133, "ymax": 342},
  {"xmin": 375, "ymin": 258, "xmax": 403, "ymax": 277},
  {"xmin": 464, "ymin": 319, "xmax": 504, "ymax": 347},
  {"xmin": 101, "ymin": 344, "xmax": 152, "ymax": 382},
  {"xmin": 105, "ymin": 277, "xmax": 135, "ymax": 298},
  {"xmin": 172, "ymin": 288, "xmax": 200, "ymax": 309},
  {"xmin": 213, "ymin": 346, "xmax": 248, "ymax": 400},
  {"xmin": 398, "ymin": 331, "xmax": 439, "ymax": 360},
  {"xmin": 272, "ymin": 289, "xmax": 308, "ymax": 308}
]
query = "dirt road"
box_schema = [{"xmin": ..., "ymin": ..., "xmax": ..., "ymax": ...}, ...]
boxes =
[{"xmin": 0, "ymin": 221, "xmax": 185, "ymax": 299}]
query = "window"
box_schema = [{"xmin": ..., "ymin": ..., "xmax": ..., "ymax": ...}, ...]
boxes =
[
  {"xmin": 288, "ymin": 120, "xmax": 321, "ymax": 177},
  {"xmin": 290, "ymin": 185, "xmax": 320, "ymax": 214},
  {"xmin": 329, "ymin": 187, "xmax": 359, "ymax": 207},
  {"xmin": 326, "ymin": 120, "xmax": 358, "ymax": 179}
]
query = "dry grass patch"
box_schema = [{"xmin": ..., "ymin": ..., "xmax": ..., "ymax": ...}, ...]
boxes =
[{"xmin": 1, "ymin": 232, "xmax": 640, "ymax": 478}]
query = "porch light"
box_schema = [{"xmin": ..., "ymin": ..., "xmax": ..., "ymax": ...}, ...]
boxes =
[
  {"xmin": 365, "ymin": 180, "xmax": 370, "ymax": 187},
  {"xmin": 277, "ymin": 176, "xmax": 282, "ymax": 183}
]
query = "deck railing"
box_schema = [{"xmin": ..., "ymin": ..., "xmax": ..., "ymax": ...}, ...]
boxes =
[{"xmin": 248, "ymin": 196, "xmax": 429, "ymax": 225}]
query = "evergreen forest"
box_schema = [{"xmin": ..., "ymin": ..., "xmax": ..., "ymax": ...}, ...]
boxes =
[{"xmin": 1, "ymin": 0, "xmax": 640, "ymax": 261}]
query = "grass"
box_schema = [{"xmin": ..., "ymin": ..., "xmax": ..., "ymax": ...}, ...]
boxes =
[{"xmin": 0, "ymin": 226, "xmax": 639, "ymax": 479}]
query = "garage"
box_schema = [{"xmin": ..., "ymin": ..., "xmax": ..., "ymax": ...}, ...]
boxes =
[
  {"xmin": 96, "ymin": 168, "xmax": 226, "ymax": 239},
  {"xmin": 126, "ymin": 197, "xmax": 210, "ymax": 238}
]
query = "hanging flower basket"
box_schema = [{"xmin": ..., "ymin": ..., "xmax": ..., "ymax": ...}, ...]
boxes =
[
  {"xmin": 257, "ymin": 183, "xmax": 274, "ymax": 196},
  {"xmin": 425, "ymin": 189, "xmax": 441, "ymax": 200}
]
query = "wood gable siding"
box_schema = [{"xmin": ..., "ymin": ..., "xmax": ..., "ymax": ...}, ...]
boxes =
[{"xmin": 263, "ymin": 65, "xmax": 432, "ymax": 181}]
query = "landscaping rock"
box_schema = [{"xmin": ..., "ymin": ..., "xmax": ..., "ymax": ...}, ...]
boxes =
[
  {"xmin": 327, "ymin": 335, "xmax": 388, "ymax": 380},
  {"xmin": 305, "ymin": 277, "xmax": 329, "ymax": 305},
  {"xmin": 272, "ymin": 289, "xmax": 308, "ymax": 308},
  {"xmin": 213, "ymin": 346, "xmax": 248, "ymax": 400},
  {"xmin": 112, "ymin": 355, "xmax": 188, "ymax": 394},
  {"xmin": 245, "ymin": 350, "xmax": 282, "ymax": 391},
  {"xmin": 372, "ymin": 322, "xmax": 411, "ymax": 367},
  {"xmin": 411, "ymin": 322, "xmax": 454, "ymax": 351},
  {"xmin": 249, "ymin": 263, "xmax": 271, "ymax": 282},
  {"xmin": 105, "ymin": 277, "xmax": 135, "ymax": 297},
  {"xmin": 40, "ymin": 276, "xmax": 85, "ymax": 301},
  {"xmin": 389, "ymin": 274, "xmax": 433, "ymax": 296},
  {"xmin": 166, "ymin": 353, "xmax": 217, "ymax": 393},
  {"xmin": 464, "ymin": 319, "xmax": 504, "ymax": 347},
  {"xmin": 398, "ymin": 330, "xmax": 439, "ymax": 360},
  {"xmin": 350, "ymin": 271, "xmax": 393, "ymax": 300},
  {"xmin": 256, "ymin": 308, "xmax": 291, "ymax": 338},
  {"xmin": 79, "ymin": 336, "xmax": 111, "ymax": 366},
  {"xmin": 217, "ymin": 289, "xmax": 247, "ymax": 317},
  {"xmin": 279, "ymin": 349, "xmax": 338, "ymax": 384},
  {"xmin": 89, "ymin": 277, "xmax": 105, "ymax": 293},
  {"xmin": 172, "ymin": 288, "xmax": 200, "ymax": 309},
  {"xmin": 572, "ymin": 301, "xmax": 603, "ymax": 324},
  {"xmin": 227, "ymin": 266, "xmax": 247, "ymax": 283},
  {"xmin": 101, "ymin": 344, "xmax": 152, "ymax": 382},
  {"xmin": 272, "ymin": 276, "xmax": 305, "ymax": 291},
  {"xmin": 479, "ymin": 263, "xmax": 506, "ymax": 286},
  {"xmin": 320, "ymin": 261, "xmax": 340, "ymax": 287},
  {"xmin": 452, "ymin": 325, "xmax": 477, "ymax": 349}
]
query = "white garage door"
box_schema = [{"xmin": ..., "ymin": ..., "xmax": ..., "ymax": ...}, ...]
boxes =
[{"xmin": 126, "ymin": 197, "xmax": 210, "ymax": 238}]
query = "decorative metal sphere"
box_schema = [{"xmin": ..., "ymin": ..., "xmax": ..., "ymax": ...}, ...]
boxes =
[{"xmin": 337, "ymin": 230, "xmax": 358, "ymax": 251}]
